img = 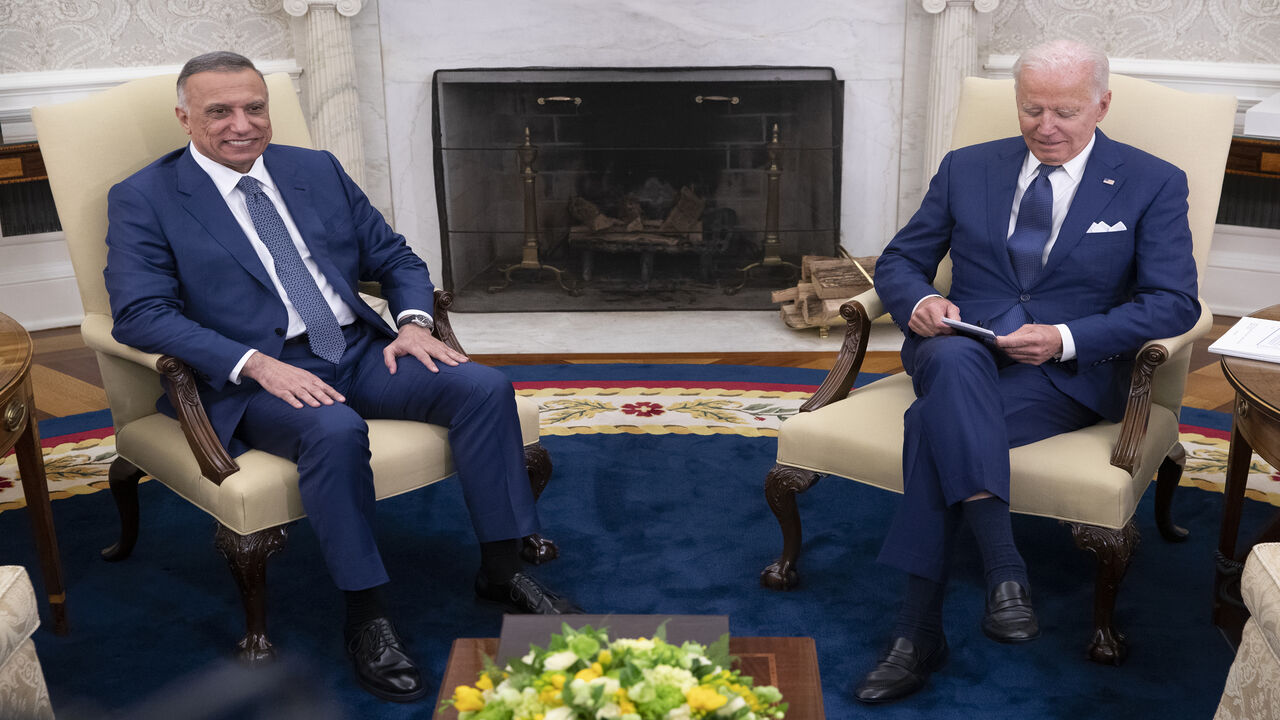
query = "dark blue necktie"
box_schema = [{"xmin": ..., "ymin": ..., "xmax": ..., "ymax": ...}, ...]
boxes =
[
  {"xmin": 989, "ymin": 163, "xmax": 1059, "ymax": 336},
  {"xmin": 237, "ymin": 175, "xmax": 346, "ymax": 364}
]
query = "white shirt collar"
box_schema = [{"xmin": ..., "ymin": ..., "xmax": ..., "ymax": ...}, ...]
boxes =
[
  {"xmin": 187, "ymin": 141, "xmax": 275, "ymax": 198},
  {"xmin": 1020, "ymin": 132, "xmax": 1096, "ymax": 183}
]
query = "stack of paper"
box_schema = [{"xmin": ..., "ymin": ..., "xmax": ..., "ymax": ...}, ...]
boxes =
[{"xmin": 1208, "ymin": 316, "xmax": 1280, "ymax": 363}]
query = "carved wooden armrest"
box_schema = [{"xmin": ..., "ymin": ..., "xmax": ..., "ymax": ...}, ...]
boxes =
[
  {"xmin": 1108, "ymin": 301, "xmax": 1213, "ymax": 473},
  {"xmin": 156, "ymin": 355, "xmax": 239, "ymax": 485},
  {"xmin": 432, "ymin": 289, "xmax": 465, "ymax": 354},
  {"xmin": 800, "ymin": 287, "xmax": 885, "ymax": 412}
]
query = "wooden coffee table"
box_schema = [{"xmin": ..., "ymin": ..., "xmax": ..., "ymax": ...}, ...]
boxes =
[{"xmin": 431, "ymin": 636, "xmax": 825, "ymax": 719}]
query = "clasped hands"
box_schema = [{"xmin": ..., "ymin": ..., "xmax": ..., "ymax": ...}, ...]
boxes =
[
  {"xmin": 910, "ymin": 296, "xmax": 1062, "ymax": 366},
  {"xmin": 240, "ymin": 324, "xmax": 469, "ymax": 409}
]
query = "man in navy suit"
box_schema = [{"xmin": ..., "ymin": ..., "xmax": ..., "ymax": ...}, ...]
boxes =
[
  {"xmin": 854, "ymin": 40, "xmax": 1200, "ymax": 703},
  {"xmin": 104, "ymin": 51, "xmax": 579, "ymax": 703}
]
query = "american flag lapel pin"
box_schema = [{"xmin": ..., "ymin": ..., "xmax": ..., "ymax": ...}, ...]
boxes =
[{"xmin": 1103, "ymin": 178, "xmax": 1115, "ymax": 185}]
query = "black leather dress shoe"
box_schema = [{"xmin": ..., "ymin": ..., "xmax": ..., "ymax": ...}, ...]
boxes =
[
  {"xmin": 475, "ymin": 571, "xmax": 583, "ymax": 614},
  {"xmin": 345, "ymin": 617, "xmax": 428, "ymax": 703},
  {"xmin": 854, "ymin": 636, "xmax": 949, "ymax": 704},
  {"xmin": 982, "ymin": 580, "xmax": 1040, "ymax": 643}
]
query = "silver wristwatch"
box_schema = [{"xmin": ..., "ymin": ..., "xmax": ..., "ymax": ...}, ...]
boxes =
[{"xmin": 396, "ymin": 312, "xmax": 434, "ymax": 332}]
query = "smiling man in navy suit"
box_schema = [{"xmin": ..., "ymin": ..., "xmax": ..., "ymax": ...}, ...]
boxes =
[
  {"xmin": 104, "ymin": 51, "xmax": 580, "ymax": 703},
  {"xmin": 854, "ymin": 40, "xmax": 1200, "ymax": 703}
]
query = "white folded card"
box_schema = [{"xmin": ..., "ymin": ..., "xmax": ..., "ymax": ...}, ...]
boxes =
[{"xmin": 1086, "ymin": 220, "xmax": 1128, "ymax": 233}]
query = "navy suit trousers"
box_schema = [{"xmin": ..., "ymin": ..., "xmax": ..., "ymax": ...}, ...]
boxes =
[
  {"xmin": 876, "ymin": 335, "xmax": 1100, "ymax": 582},
  {"xmin": 233, "ymin": 321, "xmax": 537, "ymax": 590}
]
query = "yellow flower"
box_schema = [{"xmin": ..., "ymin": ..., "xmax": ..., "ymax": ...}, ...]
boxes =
[
  {"xmin": 598, "ymin": 649, "xmax": 613, "ymax": 665},
  {"xmin": 476, "ymin": 674, "xmax": 494, "ymax": 691},
  {"xmin": 619, "ymin": 699, "xmax": 637, "ymax": 714},
  {"xmin": 550, "ymin": 673, "xmax": 566, "ymax": 690},
  {"xmin": 686, "ymin": 686, "xmax": 728, "ymax": 712},
  {"xmin": 453, "ymin": 685, "xmax": 485, "ymax": 712},
  {"xmin": 574, "ymin": 664, "xmax": 601, "ymax": 682},
  {"xmin": 540, "ymin": 687, "xmax": 561, "ymax": 705}
]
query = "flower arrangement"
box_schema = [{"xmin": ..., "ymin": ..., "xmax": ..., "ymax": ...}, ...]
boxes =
[{"xmin": 444, "ymin": 623, "xmax": 787, "ymax": 720}]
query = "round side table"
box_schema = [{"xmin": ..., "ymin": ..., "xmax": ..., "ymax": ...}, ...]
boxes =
[{"xmin": 0, "ymin": 312, "xmax": 68, "ymax": 634}]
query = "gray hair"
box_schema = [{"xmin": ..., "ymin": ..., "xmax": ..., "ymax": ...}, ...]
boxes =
[
  {"xmin": 1013, "ymin": 39, "xmax": 1110, "ymax": 102},
  {"xmin": 176, "ymin": 51, "xmax": 264, "ymax": 110}
]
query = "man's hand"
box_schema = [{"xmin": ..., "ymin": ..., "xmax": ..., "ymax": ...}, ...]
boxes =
[
  {"xmin": 908, "ymin": 296, "xmax": 962, "ymax": 337},
  {"xmin": 995, "ymin": 324, "xmax": 1064, "ymax": 365},
  {"xmin": 384, "ymin": 323, "xmax": 469, "ymax": 374},
  {"xmin": 241, "ymin": 352, "xmax": 346, "ymax": 409}
]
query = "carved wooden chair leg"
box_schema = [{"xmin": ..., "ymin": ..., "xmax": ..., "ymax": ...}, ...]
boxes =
[
  {"xmin": 101, "ymin": 457, "xmax": 145, "ymax": 562},
  {"xmin": 760, "ymin": 464, "xmax": 820, "ymax": 590},
  {"xmin": 1068, "ymin": 520, "xmax": 1140, "ymax": 665},
  {"xmin": 521, "ymin": 443, "xmax": 559, "ymax": 565},
  {"xmin": 215, "ymin": 523, "xmax": 289, "ymax": 664},
  {"xmin": 1154, "ymin": 445, "xmax": 1189, "ymax": 542}
]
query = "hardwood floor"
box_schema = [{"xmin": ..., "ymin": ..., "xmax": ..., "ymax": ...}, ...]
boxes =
[{"xmin": 28, "ymin": 316, "xmax": 1240, "ymax": 423}]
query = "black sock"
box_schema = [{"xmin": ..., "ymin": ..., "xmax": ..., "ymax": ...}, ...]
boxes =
[
  {"xmin": 479, "ymin": 539, "xmax": 523, "ymax": 584},
  {"xmin": 963, "ymin": 496, "xmax": 1028, "ymax": 592},
  {"xmin": 344, "ymin": 585, "xmax": 387, "ymax": 634},
  {"xmin": 890, "ymin": 573, "xmax": 946, "ymax": 650}
]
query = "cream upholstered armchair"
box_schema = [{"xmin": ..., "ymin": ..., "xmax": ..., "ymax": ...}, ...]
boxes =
[
  {"xmin": 31, "ymin": 73, "xmax": 557, "ymax": 662},
  {"xmin": 0, "ymin": 566, "xmax": 54, "ymax": 720},
  {"xmin": 760, "ymin": 74, "xmax": 1236, "ymax": 664}
]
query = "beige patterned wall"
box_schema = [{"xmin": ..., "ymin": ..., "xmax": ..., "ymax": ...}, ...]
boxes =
[
  {"xmin": 0, "ymin": 0, "xmax": 294, "ymax": 72},
  {"xmin": 987, "ymin": 0, "xmax": 1280, "ymax": 63}
]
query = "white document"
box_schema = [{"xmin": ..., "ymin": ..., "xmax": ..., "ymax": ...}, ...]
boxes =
[
  {"xmin": 941, "ymin": 317, "xmax": 997, "ymax": 340},
  {"xmin": 1208, "ymin": 316, "xmax": 1280, "ymax": 364}
]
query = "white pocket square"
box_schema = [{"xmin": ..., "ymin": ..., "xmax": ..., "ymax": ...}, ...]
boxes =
[{"xmin": 1087, "ymin": 220, "xmax": 1127, "ymax": 233}]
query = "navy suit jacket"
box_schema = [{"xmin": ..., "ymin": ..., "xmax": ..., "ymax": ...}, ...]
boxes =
[
  {"xmin": 875, "ymin": 129, "xmax": 1200, "ymax": 422},
  {"xmin": 104, "ymin": 144, "xmax": 436, "ymax": 453}
]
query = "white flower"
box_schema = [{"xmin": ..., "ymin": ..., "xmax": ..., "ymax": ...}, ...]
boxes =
[
  {"xmin": 611, "ymin": 637, "xmax": 656, "ymax": 653},
  {"xmin": 642, "ymin": 665, "xmax": 698, "ymax": 692},
  {"xmin": 543, "ymin": 649, "xmax": 580, "ymax": 671},
  {"xmin": 596, "ymin": 703, "xmax": 622, "ymax": 718},
  {"xmin": 545, "ymin": 707, "xmax": 575, "ymax": 720},
  {"xmin": 665, "ymin": 705, "xmax": 693, "ymax": 720},
  {"xmin": 522, "ymin": 650, "xmax": 536, "ymax": 664},
  {"xmin": 716, "ymin": 695, "xmax": 748, "ymax": 716}
]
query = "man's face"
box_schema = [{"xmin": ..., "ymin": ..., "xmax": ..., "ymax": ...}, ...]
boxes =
[
  {"xmin": 1016, "ymin": 65, "xmax": 1110, "ymax": 165},
  {"xmin": 175, "ymin": 68, "xmax": 272, "ymax": 173}
]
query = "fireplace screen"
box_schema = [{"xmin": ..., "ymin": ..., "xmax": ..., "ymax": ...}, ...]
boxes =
[{"xmin": 432, "ymin": 67, "xmax": 842, "ymax": 312}]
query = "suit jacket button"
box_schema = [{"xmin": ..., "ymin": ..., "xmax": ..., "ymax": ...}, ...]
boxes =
[
  {"xmin": 1019, "ymin": 293, "xmax": 1030, "ymax": 302},
  {"xmin": 274, "ymin": 327, "xmax": 285, "ymax": 336}
]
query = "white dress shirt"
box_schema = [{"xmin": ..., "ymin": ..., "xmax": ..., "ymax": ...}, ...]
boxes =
[
  {"xmin": 911, "ymin": 134, "xmax": 1098, "ymax": 361},
  {"xmin": 189, "ymin": 143, "xmax": 359, "ymax": 381}
]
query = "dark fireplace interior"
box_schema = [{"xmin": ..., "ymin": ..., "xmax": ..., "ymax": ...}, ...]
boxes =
[{"xmin": 432, "ymin": 67, "xmax": 843, "ymax": 312}]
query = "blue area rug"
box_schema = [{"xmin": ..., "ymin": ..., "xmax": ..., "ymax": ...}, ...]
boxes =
[{"xmin": 8, "ymin": 364, "xmax": 1270, "ymax": 719}]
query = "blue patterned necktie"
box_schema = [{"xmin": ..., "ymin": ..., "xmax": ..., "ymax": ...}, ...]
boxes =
[
  {"xmin": 237, "ymin": 175, "xmax": 346, "ymax": 364},
  {"xmin": 988, "ymin": 163, "xmax": 1059, "ymax": 336}
]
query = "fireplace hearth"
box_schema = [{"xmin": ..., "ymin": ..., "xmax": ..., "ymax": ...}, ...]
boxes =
[{"xmin": 432, "ymin": 67, "xmax": 842, "ymax": 312}]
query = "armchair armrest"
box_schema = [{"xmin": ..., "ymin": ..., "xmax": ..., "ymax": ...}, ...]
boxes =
[
  {"xmin": 432, "ymin": 289, "xmax": 465, "ymax": 354},
  {"xmin": 801, "ymin": 287, "xmax": 886, "ymax": 412},
  {"xmin": 81, "ymin": 312, "xmax": 240, "ymax": 484},
  {"xmin": 1109, "ymin": 300, "xmax": 1213, "ymax": 473}
]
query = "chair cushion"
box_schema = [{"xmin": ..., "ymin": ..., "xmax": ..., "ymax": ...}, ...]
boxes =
[
  {"xmin": 114, "ymin": 394, "xmax": 543, "ymax": 535},
  {"xmin": 775, "ymin": 373, "xmax": 1180, "ymax": 528},
  {"xmin": 0, "ymin": 566, "xmax": 39, "ymax": 665}
]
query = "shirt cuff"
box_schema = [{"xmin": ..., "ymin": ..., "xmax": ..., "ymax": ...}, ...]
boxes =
[
  {"xmin": 395, "ymin": 309, "xmax": 434, "ymax": 327},
  {"xmin": 910, "ymin": 294, "xmax": 944, "ymax": 318},
  {"xmin": 1054, "ymin": 324, "xmax": 1077, "ymax": 362},
  {"xmin": 230, "ymin": 349, "xmax": 256, "ymax": 384}
]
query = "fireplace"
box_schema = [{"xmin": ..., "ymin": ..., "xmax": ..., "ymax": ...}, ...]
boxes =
[{"xmin": 431, "ymin": 67, "xmax": 842, "ymax": 312}]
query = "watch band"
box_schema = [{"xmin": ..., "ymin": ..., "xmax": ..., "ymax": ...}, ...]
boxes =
[{"xmin": 396, "ymin": 312, "xmax": 434, "ymax": 331}]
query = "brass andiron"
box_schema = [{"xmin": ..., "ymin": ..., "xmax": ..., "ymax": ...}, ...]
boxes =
[
  {"xmin": 725, "ymin": 122, "xmax": 800, "ymax": 294},
  {"xmin": 489, "ymin": 128, "xmax": 576, "ymax": 294}
]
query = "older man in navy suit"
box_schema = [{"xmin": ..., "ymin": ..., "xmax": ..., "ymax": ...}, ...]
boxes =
[
  {"xmin": 104, "ymin": 51, "xmax": 579, "ymax": 703},
  {"xmin": 854, "ymin": 39, "xmax": 1200, "ymax": 703}
]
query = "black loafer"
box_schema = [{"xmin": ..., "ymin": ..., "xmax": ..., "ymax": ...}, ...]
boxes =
[
  {"xmin": 345, "ymin": 617, "xmax": 428, "ymax": 703},
  {"xmin": 475, "ymin": 571, "xmax": 583, "ymax": 614},
  {"xmin": 854, "ymin": 636, "xmax": 949, "ymax": 704},
  {"xmin": 982, "ymin": 580, "xmax": 1040, "ymax": 643}
]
